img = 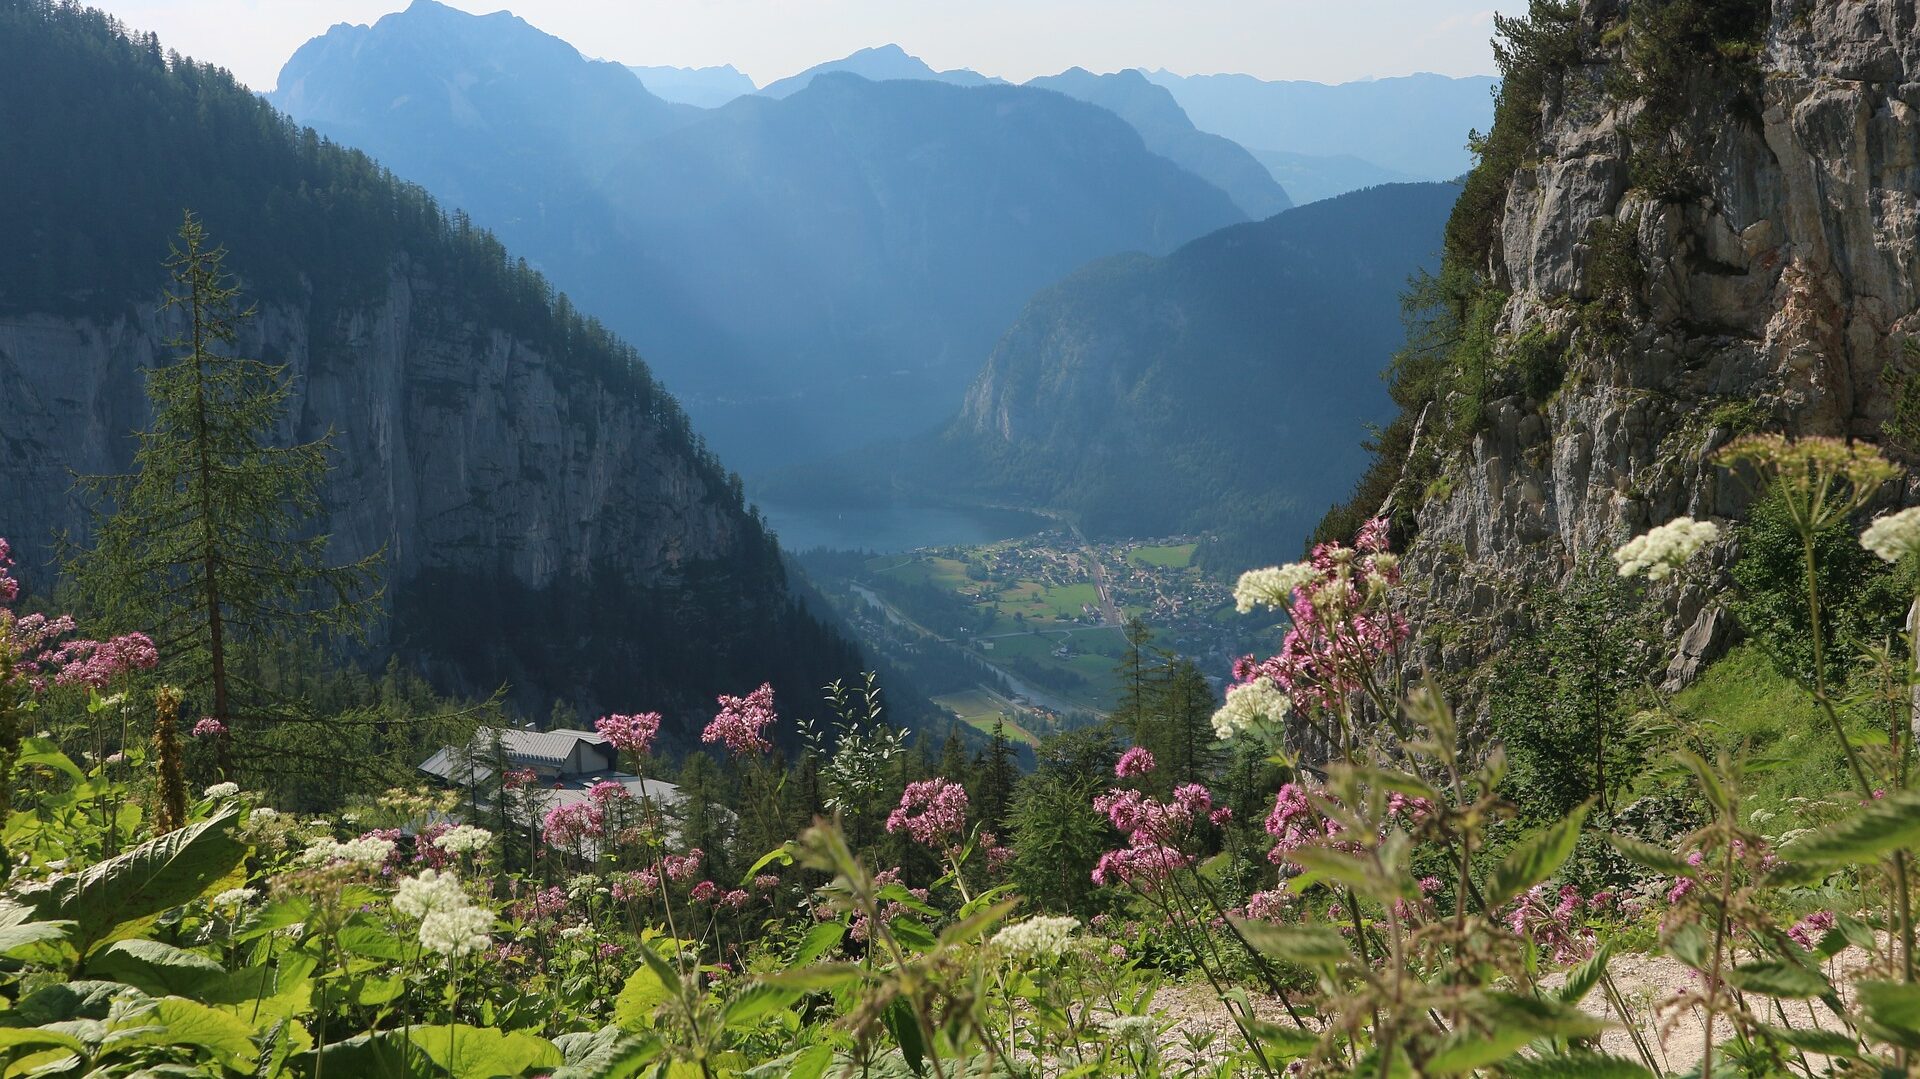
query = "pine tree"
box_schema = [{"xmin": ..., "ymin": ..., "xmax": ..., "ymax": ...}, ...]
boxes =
[
  {"xmin": 975, "ymin": 719, "xmax": 1018, "ymax": 832},
  {"xmin": 70, "ymin": 213, "xmax": 379, "ymax": 780},
  {"xmin": 1112, "ymin": 617, "xmax": 1166, "ymax": 742},
  {"xmin": 1159, "ymin": 658, "xmax": 1221, "ymax": 788},
  {"xmin": 937, "ymin": 724, "xmax": 973, "ymax": 785}
]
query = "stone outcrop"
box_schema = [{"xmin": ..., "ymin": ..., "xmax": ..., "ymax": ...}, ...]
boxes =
[{"xmin": 1403, "ymin": 0, "xmax": 1920, "ymax": 686}]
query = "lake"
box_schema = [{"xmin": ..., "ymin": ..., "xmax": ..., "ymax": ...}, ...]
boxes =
[{"xmin": 756, "ymin": 499, "xmax": 1049, "ymax": 554}]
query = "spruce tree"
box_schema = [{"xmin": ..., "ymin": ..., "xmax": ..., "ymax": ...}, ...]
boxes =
[
  {"xmin": 974, "ymin": 719, "xmax": 1018, "ymax": 832},
  {"xmin": 70, "ymin": 213, "xmax": 378, "ymax": 780},
  {"xmin": 1159, "ymin": 658, "xmax": 1221, "ymax": 788}
]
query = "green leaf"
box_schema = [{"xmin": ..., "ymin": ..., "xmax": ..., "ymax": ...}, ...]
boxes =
[
  {"xmin": 786, "ymin": 1043, "xmax": 834, "ymax": 1079},
  {"xmin": 741, "ymin": 845, "xmax": 793, "ymax": 884},
  {"xmin": 1555, "ymin": 941, "xmax": 1612, "ymax": 1005},
  {"xmin": 764, "ymin": 962, "xmax": 865, "ymax": 990},
  {"xmin": 1783, "ymin": 792, "xmax": 1920, "ymax": 866},
  {"xmin": 147, "ymin": 996, "xmax": 261, "ymax": 1071},
  {"xmin": 1284, "ymin": 845, "xmax": 1385, "ymax": 895},
  {"xmin": 1228, "ymin": 917, "xmax": 1352, "ymax": 967},
  {"xmin": 1667, "ymin": 923, "xmax": 1713, "ymax": 971},
  {"xmin": 887, "ymin": 915, "xmax": 936, "ymax": 952},
  {"xmin": 16, "ymin": 809, "xmax": 247, "ymax": 956},
  {"xmin": 1674, "ymin": 749, "xmax": 1730, "ymax": 814},
  {"xmin": 791, "ymin": 920, "xmax": 845, "ymax": 967},
  {"xmin": 407, "ymin": 1025, "xmax": 563, "ymax": 1079},
  {"xmin": 551, "ymin": 1025, "xmax": 660, "ymax": 1079},
  {"xmin": 86, "ymin": 940, "xmax": 227, "ymax": 999},
  {"xmin": 1501, "ymin": 1053, "xmax": 1657, "ymax": 1078},
  {"xmin": 0, "ymin": 900, "xmax": 74, "ymax": 963},
  {"xmin": 1756, "ymin": 1024, "xmax": 1858, "ymax": 1057},
  {"xmin": 882, "ymin": 998, "xmax": 925, "ymax": 1077},
  {"xmin": 1485, "ymin": 802, "xmax": 1589, "ymax": 908},
  {"xmin": 1860, "ymin": 980, "xmax": 1920, "ymax": 1046},
  {"xmin": 0, "ymin": 1027, "xmax": 87, "ymax": 1054},
  {"xmin": 722, "ymin": 984, "xmax": 803, "ymax": 1028},
  {"xmin": 613, "ymin": 967, "xmax": 673, "ymax": 1032},
  {"xmin": 15, "ymin": 737, "xmax": 85, "ymax": 785},
  {"xmin": 1724, "ymin": 960, "xmax": 1832, "ymax": 999}
]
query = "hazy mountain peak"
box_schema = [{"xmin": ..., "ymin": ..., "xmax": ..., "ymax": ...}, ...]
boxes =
[
  {"xmin": 626, "ymin": 62, "xmax": 757, "ymax": 108},
  {"xmin": 758, "ymin": 42, "xmax": 1000, "ymax": 99}
]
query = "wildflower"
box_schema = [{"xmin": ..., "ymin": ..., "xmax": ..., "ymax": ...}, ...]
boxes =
[
  {"xmin": 419, "ymin": 903, "xmax": 492, "ymax": 958},
  {"xmin": 203, "ymin": 782, "xmax": 240, "ymax": 800},
  {"xmin": 992, "ymin": 914, "xmax": 1079, "ymax": 958},
  {"xmin": 1115, "ymin": 746, "xmax": 1155, "ymax": 778},
  {"xmin": 611, "ymin": 870, "xmax": 658, "ymax": 902},
  {"xmin": 887, "ymin": 777, "xmax": 969, "ymax": 848},
  {"xmin": 1233, "ymin": 563, "xmax": 1318, "ymax": 613},
  {"xmin": 690, "ymin": 880, "xmax": 717, "ymax": 903},
  {"xmin": 1091, "ymin": 844, "xmax": 1189, "ymax": 886},
  {"xmin": 502, "ymin": 768, "xmax": 537, "ymax": 790},
  {"xmin": 1862, "ymin": 506, "xmax": 1920, "ymax": 564},
  {"xmin": 1212, "ymin": 676, "xmax": 1288, "ymax": 740},
  {"xmin": 542, "ymin": 802, "xmax": 604, "ymax": 846},
  {"xmin": 703, "ymin": 683, "xmax": 776, "ymax": 757},
  {"xmin": 587, "ymin": 779, "xmax": 630, "ymax": 804},
  {"xmin": 302, "ymin": 834, "xmax": 398, "ymax": 867},
  {"xmin": 721, "ymin": 888, "xmax": 749, "ymax": 910},
  {"xmin": 1208, "ymin": 806, "xmax": 1234, "ymax": 827},
  {"xmin": 47, "ymin": 632, "xmax": 159, "ymax": 689},
  {"xmin": 191, "ymin": 717, "xmax": 226, "ymax": 738},
  {"xmin": 1244, "ymin": 889, "xmax": 1291, "ymax": 921},
  {"xmin": 662, "ymin": 849, "xmax": 704, "ymax": 883},
  {"xmin": 212, "ymin": 887, "xmax": 258, "ymax": 909},
  {"xmin": 433, "ymin": 825, "xmax": 493, "ymax": 856},
  {"xmin": 393, "ymin": 869, "xmax": 469, "ymax": 918},
  {"xmin": 751, "ymin": 873, "xmax": 780, "ymax": 892},
  {"xmin": 1612, "ymin": 517, "xmax": 1719, "ymax": 580},
  {"xmin": 1788, "ymin": 910, "xmax": 1836, "ymax": 950},
  {"xmin": 596, "ymin": 711, "xmax": 661, "ymax": 756}
]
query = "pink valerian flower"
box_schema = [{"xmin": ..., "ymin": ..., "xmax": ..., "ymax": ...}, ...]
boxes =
[
  {"xmin": 542, "ymin": 802, "xmax": 604, "ymax": 846},
  {"xmin": 1505, "ymin": 884, "xmax": 1596, "ymax": 965},
  {"xmin": 1115, "ymin": 746, "xmax": 1155, "ymax": 778},
  {"xmin": 597, "ymin": 941, "xmax": 625, "ymax": 961},
  {"xmin": 979, "ymin": 831, "xmax": 1014, "ymax": 870},
  {"xmin": 612, "ymin": 869, "xmax": 659, "ymax": 902},
  {"xmin": 1209, "ymin": 806, "xmax": 1234, "ymax": 827},
  {"xmin": 1386, "ymin": 792, "xmax": 1436, "ymax": 824},
  {"xmin": 1231, "ymin": 520, "xmax": 1407, "ymax": 711},
  {"xmin": 1092, "ymin": 844, "xmax": 1190, "ymax": 886},
  {"xmin": 596, "ymin": 712, "xmax": 661, "ymax": 756},
  {"xmin": 887, "ymin": 778, "xmax": 969, "ymax": 848},
  {"xmin": 1244, "ymin": 889, "xmax": 1292, "ymax": 921},
  {"xmin": 512, "ymin": 886, "xmax": 567, "ymax": 922},
  {"xmin": 191, "ymin": 717, "xmax": 227, "ymax": 738},
  {"xmin": 721, "ymin": 889, "xmax": 750, "ymax": 910},
  {"xmin": 662, "ymin": 848, "xmax": 704, "ymax": 884},
  {"xmin": 1788, "ymin": 911, "xmax": 1837, "ymax": 950},
  {"xmin": 502, "ymin": 767, "xmax": 537, "ymax": 790},
  {"xmin": 0, "ymin": 539, "xmax": 16, "ymax": 604},
  {"xmin": 703, "ymin": 683, "xmax": 776, "ymax": 757},
  {"xmin": 588, "ymin": 779, "xmax": 631, "ymax": 804},
  {"xmin": 1419, "ymin": 876, "xmax": 1444, "ymax": 896},
  {"xmin": 412, "ymin": 823, "xmax": 453, "ymax": 869},
  {"xmin": 1173, "ymin": 784, "xmax": 1213, "ymax": 819},
  {"xmin": 46, "ymin": 632, "xmax": 158, "ymax": 689},
  {"xmin": 690, "ymin": 880, "xmax": 718, "ymax": 903},
  {"xmin": 751, "ymin": 873, "xmax": 780, "ymax": 892}
]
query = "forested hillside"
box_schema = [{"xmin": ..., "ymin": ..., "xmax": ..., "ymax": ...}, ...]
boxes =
[{"xmin": 0, "ymin": 0, "xmax": 865, "ymax": 737}]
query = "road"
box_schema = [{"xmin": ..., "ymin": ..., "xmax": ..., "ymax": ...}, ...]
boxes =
[{"xmin": 1064, "ymin": 521, "xmax": 1124, "ymax": 626}]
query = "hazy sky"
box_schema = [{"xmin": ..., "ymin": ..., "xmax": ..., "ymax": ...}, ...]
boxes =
[{"xmin": 90, "ymin": 1, "xmax": 1502, "ymax": 91}]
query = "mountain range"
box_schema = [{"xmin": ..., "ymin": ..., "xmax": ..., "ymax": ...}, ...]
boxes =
[
  {"xmin": 0, "ymin": 0, "xmax": 867, "ymax": 738},
  {"xmin": 756, "ymin": 43, "xmax": 1003, "ymax": 98},
  {"xmin": 626, "ymin": 62, "xmax": 755, "ymax": 107},
  {"xmin": 268, "ymin": 3, "xmax": 1250, "ymax": 471}
]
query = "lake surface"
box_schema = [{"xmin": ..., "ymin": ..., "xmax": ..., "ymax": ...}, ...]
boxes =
[{"xmin": 756, "ymin": 499, "xmax": 1048, "ymax": 554}]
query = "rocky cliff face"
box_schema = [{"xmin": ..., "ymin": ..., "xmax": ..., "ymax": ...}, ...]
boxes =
[
  {"xmin": 1401, "ymin": 0, "xmax": 1920, "ymax": 687},
  {"xmin": 0, "ymin": 264, "xmax": 740, "ymax": 593}
]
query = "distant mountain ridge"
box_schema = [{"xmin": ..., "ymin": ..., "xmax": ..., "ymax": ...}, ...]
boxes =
[
  {"xmin": 1025, "ymin": 67, "xmax": 1291, "ymax": 219},
  {"xmin": 942, "ymin": 183, "xmax": 1458, "ymax": 564},
  {"xmin": 269, "ymin": 11, "xmax": 1249, "ymax": 472},
  {"xmin": 757, "ymin": 43, "xmax": 1002, "ymax": 98},
  {"xmin": 626, "ymin": 62, "xmax": 755, "ymax": 107}
]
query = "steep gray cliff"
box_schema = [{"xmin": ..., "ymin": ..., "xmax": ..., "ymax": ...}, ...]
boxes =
[{"xmin": 1398, "ymin": 0, "xmax": 1920, "ymax": 687}]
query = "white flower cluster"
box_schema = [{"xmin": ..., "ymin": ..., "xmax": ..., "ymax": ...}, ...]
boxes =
[
  {"xmin": 248, "ymin": 807, "xmax": 279, "ymax": 824},
  {"xmin": 1104, "ymin": 1015, "xmax": 1159, "ymax": 1048},
  {"xmin": 300, "ymin": 834, "xmax": 396, "ymax": 867},
  {"xmin": 211, "ymin": 887, "xmax": 258, "ymax": 909},
  {"xmin": 393, "ymin": 869, "xmax": 493, "ymax": 958},
  {"xmin": 1862, "ymin": 506, "xmax": 1920, "ymax": 564},
  {"xmin": 1233, "ymin": 563, "xmax": 1318, "ymax": 614},
  {"xmin": 202, "ymin": 782, "xmax": 240, "ymax": 800},
  {"xmin": 1612, "ymin": 516, "xmax": 1719, "ymax": 580},
  {"xmin": 991, "ymin": 915, "xmax": 1080, "ymax": 959},
  {"xmin": 432, "ymin": 825, "xmax": 494, "ymax": 855},
  {"xmin": 1211, "ymin": 677, "xmax": 1289, "ymax": 741}
]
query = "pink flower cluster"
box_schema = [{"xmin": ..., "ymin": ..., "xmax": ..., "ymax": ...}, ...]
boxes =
[
  {"xmin": 1264, "ymin": 782, "xmax": 1341, "ymax": 866},
  {"xmin": 662, "ymin": 848, "xmax": 704, "ymax": 884},
  {"xmin": 1788, "ymin": 910, "xmax": 1837, "ymax": 950},
  {"xmin": 886, "ymin": 777, "xmax": 969, "ymax": 848},
  {"xmin": 1504, "ymin": 884, "xmax": 1598, "ymax": 965},
  {"xmin": 192, "ymin": 717, "xmax": 227, "ymax": 738},
  {"xmin": 0, "ymin": 539, "xmax": 16, "ymax": 604},
  {"xmin": 1244, "ymin": 889, "xmax": 1292, "ymax": 921},
  {"xmin": 588, "ymin": 779, "xmax": 630, "ymax": 804},
  {"xmin": 1230, "ymin": 519, "xmax": 1407, "ymax": 711},
  {"xmin": 690, "ymin": 880, "xmax": 717, "ymax": 903},
  {"xmin": 752, "ymin": 873, "xmax": 780, "ymax": 892},
  {"xmin": 612, "ymin": 869, "xmax": 659, "ymax": 901},
  {"xmin": 503, "ymin": 767, "xmax": 537, "ymax": 790},
  {"xmin": 542, "ymin": 802, "xmax": 604, "ymax": 846},
  {"xmin": 1115, "ymin": 747, "xmax": 1155, "ymax": 778},
  {"xmin": 596, "ymin": 711, "xmax": 661, "ymax": 756},
  {"xmin": 512, "ymin": 885, "xmax": 567, "ymax": 922},
  {"xmin": 43, "ymin": 632, "xmax": 159, "ymax": 689},
  {"xmin": 704, "ymin": 683, "xmax": 776, "ymax": 757},
  {"xmin": 1090, "ymin": 783, "xmax": 1222, "ymax": 888}
]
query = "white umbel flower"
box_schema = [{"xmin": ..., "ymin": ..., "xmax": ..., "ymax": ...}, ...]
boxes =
[
  {"xmin": 211, "ymin": 887, "xmax": 258, "ymax": 909},
  {"xmin": 992, "ymin": 915, "xmax": 1079, "ymax": 958},
  {"xmin": 1862, "ymin": 507, "xmax": 1920, "ymax": 564},
  {"xmin": 432, "ymin": 825, "xmax": 494, "ymax": 855},
  {"xmin": 1234, "ymin": 563, "xmax": 1318, "ymax": 613},
  {"xmin": 202, "ymin": 782, "xmax": 240, "ymax": 800},
  {"xmin": 393, "ymin": 869, "xmax": 469, "ymax": 919},
  {"xmin": 1613, "ymin": 517, "xmax": 1719, "ymax": 580},
  {"xmin": 301, "ymin": 834, "xmax": 397, "ymax": 867},
  {"xmin": 1211, "ymin": 677, "xmax": 1289, "ymax": 740},
  {"xmin": 419, "ymin": 904, "xmax": 492, "ymax": 958}
]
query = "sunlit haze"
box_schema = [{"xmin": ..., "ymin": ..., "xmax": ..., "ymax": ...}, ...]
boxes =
[{"xmin": 87, "ymin": 0, "xmax": 1502, "ymax": 90}]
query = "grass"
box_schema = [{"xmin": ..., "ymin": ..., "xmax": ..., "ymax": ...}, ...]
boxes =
[
  {"xmin": 1130, "ymin": 543, "xmax": 1197, "ymax": 569},
  {"xmin": 931, "ymin": 690, "xmax": 1040, "ymax": 746}
]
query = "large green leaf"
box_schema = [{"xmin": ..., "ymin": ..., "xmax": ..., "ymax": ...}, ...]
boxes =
[
  {"xmin": 1782, "ymin": 793, "xmax": 1920, "ymax": 866},
  {"xmin": 1555, "ymin": 942, "xmax": 1612, "ymax": 1005},
  {"xmin": 1859, "ymin": 980, "xmax": 1920, "ymax": 1047},
  {"xmin": 613, "ymin": 966, "xmax": 674, "ymax": 1032},
  {"xmin": 85, "ymin": 940, "xmax": 227, "ymax": 999},
  {"xmin": 17, "ymin": 809, "xmax": 247, "ymax": 956},
  {"xmin": 1228, "ymin": 917, "xmax": 1352, "ymax": 967},
  {"xmin": 722, "ymin": 984, "xmax": 804, "ymax": 1029},
  {"xmin": 1757, "ymin": 1024, "xmax": 1858, "ymax": 1057},
  {"xmin": 1724, "ymin": 960, "xmax": 1832, "ymax": 999},
  {"xmin": 790, "ymin": 920, "xmax": 845, "ymax": 967},
  {"xmin": 1485, "ymin": 803, "xmax": 1589, "ymax": 908},
  {"xmin": 407, "ymin": 1025, "xmax": 563, "ymax": 1079},
  {"xmin": 551, "ymin": 1025, "xmax": 661, "ymax": 1079},
  {"xmin": 144, "ymin": 996, "xmax": 260, "ymax": 1071},
  {"xmin": 1501, "ymin": 1053, "xmax": 1657, "ymax": 1078},
  {"xmin": 1426, "ymin": 993, "xmax": 1605, "ymax": 1075}
]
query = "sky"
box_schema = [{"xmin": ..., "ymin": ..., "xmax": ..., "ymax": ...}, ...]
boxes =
[{"xmin": 89, "ymin": 0, "xmax": 1502, "ymax": 91}]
